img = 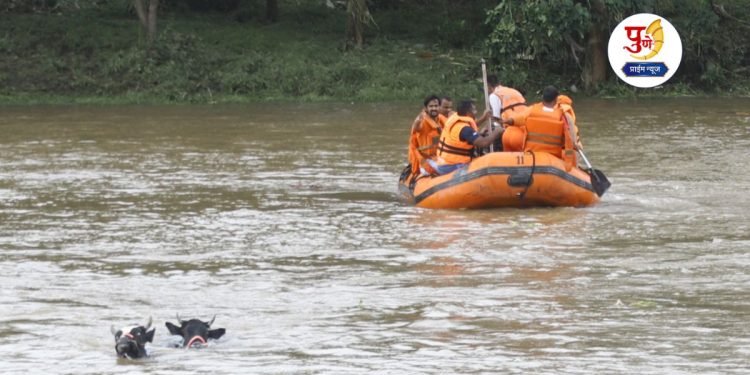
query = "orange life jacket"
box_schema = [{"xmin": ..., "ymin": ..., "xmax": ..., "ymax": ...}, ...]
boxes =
[
  {"xmin": 524, "ymin": 103, "xmax": 565, "ymax": 158},
  {"xmin": 437, "ymin": 114, "xmax": 477, "ymax": 166},
  {"xmin": 493, "ymin": 85, "xmax": 528, "ymax": 121},
  {"xmin": 557, "ymin": 95, "xmax": 576, "ymax": 124},
  {"xmin": 557, "ymin": 95, "xmax": 579, "ymax": 171},
  {"xmin": 407, "ymin": 112, "xmax": 446, "ymax": 175},
  {"xmin": 502, "ymin": 125, "xmax": 526, "ymax": 152}
]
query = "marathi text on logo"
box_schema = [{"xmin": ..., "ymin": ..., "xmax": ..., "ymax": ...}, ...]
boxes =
[{"xmin": 622, "ymin": 62, "xmax": 668, "ymax": 77}]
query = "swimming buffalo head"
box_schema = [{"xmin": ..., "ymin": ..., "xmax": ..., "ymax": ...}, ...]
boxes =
[
  {"xmin": 165, "ymin": 314, "xmax": 225, "ymax": 348},
  {"xmin": 110, "ymin": 317, "xmax": 155, "ymax": 359}
]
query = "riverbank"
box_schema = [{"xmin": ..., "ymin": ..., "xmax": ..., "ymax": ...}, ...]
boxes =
[
  {"xmin": 1, "ymin": 6, "xmax": 483, "ymax": 105},
  {"xmin": 2, "ymin": 5, "xmax": 749, "ymax": 105}
]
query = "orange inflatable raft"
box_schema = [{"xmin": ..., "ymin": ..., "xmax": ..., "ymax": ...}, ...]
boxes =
[{"xmin": 398, "ymin": 151, "xmax": 600, "ymax": 209}]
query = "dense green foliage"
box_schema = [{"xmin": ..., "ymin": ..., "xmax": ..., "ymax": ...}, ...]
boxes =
[
  {"xmin": 485, "ymin": 0, "xmax": 750, "ymax": 94},
  {"xmin": 1, "ymin": 0, "xmax": 493, "ymax": 103},
  {"xmin": 486, "ymin": 0, "xmax": 590, "ymax": 89},
  {"xmin": 1, "ymin": 0, "xmax": 748, "ymax": 104}
]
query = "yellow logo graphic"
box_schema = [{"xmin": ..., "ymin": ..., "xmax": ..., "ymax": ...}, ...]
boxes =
[{"xmin": 627, "ymin": 19, "xmax": 664, "ymax": 60}]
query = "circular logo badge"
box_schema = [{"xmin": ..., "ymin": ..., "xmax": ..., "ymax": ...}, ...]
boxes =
[{"xmin": 608, "ymin": 13, "xmax": 682, "ymax": 88}]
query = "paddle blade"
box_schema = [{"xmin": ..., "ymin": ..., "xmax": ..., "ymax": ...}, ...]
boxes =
[{"xmin": 590, "ymin": 169, "xmax": 611, "ymax": 197}]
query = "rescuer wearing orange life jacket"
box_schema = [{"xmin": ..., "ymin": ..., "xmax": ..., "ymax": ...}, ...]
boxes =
[
  {"xmin": 501, "ymin": 86, "xmax": 580, "ymax": 166},
  {"xmin": 556, "ymin": 94, "xmax": 582, "ymax": 170},
  {"xmin": 407, "ymin": 95, "xmax": 448, "ymax": 176},
  {"xmin": 487, "ymin": 75, "xmax": 528, "ymax": 124},
  {"xmin": 481, "ymin": 75, "xmax": 528, "ymax": 152},
  {"xmin": 431, "ymin": 100, "xmax": 504, "ymax": 175}
]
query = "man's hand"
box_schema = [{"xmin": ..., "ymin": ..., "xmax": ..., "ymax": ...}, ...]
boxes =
[
  {"xmin": 411, "ymin": 112, "xmax": 423, "ymax": 131},
  {"xmin": 476, "ymin": 109, "xmax": 491, "ymax": 125}
]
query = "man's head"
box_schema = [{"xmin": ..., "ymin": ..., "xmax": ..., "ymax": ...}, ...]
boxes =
[
  {"xmin": 542, "ymin": 85, "xmax": 559, "ymax": 106},
  {"xmin": 456, "ymin": 100, "xmax": 477, "ymax": 118},
  {"xmin": 111, "ymin": 317, "xmax": 155, "ymax": 359},
  {"xmin": 423, "ymin": 94, "xmax": 440, "ymax": 119},
  {"xmin": 487, "ymin": 75, "xmax": 500, "ymax": 90},
  {"xmin": 439, "ymin": 96, "xmax": 453, "ymax": 117}
]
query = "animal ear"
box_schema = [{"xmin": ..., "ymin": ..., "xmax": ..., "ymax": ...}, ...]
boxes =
[
  {"xmin": 165, "ymin": 322, "xmax": 182, "ymax": 336},
  {"xmin": 208, "ymin": 328, "xmax": 225, "ymax": 340},
  {"xmin": 110, "ymin": 325, "xmax": 120, "ymax": 337},
  {"xmin": 145, "ymin": 328, "xmax": 156, "ymax": 343}
]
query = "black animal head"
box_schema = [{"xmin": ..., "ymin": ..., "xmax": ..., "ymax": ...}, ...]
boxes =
[
  {"xmin": 111, "ymin": 317, "xmax": 155, "ymax": 359},
  {"xmin": 165, "ymin": 314, "xmax": 225, "ymax": 348}
]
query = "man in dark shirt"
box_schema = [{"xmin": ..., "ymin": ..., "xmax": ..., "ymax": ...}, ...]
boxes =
[{"xmin": 433, "ymin": 100, "xmax": 504, "ymax": 175}]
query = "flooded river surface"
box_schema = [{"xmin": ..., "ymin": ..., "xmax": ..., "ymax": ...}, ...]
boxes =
[{"xmin": 1, "ymin": 99, "xmax": 749, "ymax": 374}]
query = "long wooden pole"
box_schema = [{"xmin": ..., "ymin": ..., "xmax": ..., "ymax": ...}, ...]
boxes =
[{"xmin": 481, "ymin": 59, "xmax": 493, "ymax": 152}]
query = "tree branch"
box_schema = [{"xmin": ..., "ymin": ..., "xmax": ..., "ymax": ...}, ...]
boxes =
[
  {"xmin": 710, "ymin": 0, "xmax": 750, "ymax": 29},
  {"xmin": 147, "ymin": 0, "xmax": 159, "ymax": 43},
  {"xmin": 565, "ymin": 34, "xmax": 583, "ymax": 67},
  {"xmin": 133, "ymin": 0, "xmax": 148, "ymax": 29}
]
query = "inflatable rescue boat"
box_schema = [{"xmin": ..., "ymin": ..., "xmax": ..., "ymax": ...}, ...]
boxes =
[{"xmin": 398, "ymin": 151, "xmax": 600, "ymax": 209}]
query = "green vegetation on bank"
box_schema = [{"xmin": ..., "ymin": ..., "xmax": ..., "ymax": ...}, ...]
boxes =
[
  {"xmin": 1, "ymin": 1, "xmax": 492, "ymax": 104},
  {"xmin": 1, "ymin": 0, "xmax": 749, "ymax": 105}
]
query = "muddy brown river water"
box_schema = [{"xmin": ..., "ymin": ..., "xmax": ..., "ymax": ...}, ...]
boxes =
[{"xmin": 1, "ymin": 99, "xmax": 749, "ymax": 374}]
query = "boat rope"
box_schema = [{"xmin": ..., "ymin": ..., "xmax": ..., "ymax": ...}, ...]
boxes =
[{"xmin": 517, "ymin": 151, "xmax": 535, "ymax": 201}]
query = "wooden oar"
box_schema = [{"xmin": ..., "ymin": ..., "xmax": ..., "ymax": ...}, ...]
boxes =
[
  {"xmin": 563, "ymin": 114, "xmax": 611, "ymax": 197},
  {"xmin": 481, "ymin": 59, "xmax": 494, "ymax": 152}
]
